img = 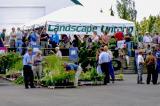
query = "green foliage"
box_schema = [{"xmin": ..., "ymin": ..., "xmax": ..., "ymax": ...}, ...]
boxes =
[
  {"xmin": 41, "ymin": 55, "xmax": 75, "ymax": 86},
  {"xmin": 14, "ymin": 76, "xmax": 24, "ymax": 85},
  {"xmin": 117, "ymin": 0, "xmax": 137, "ymax": 21},
  {"xmin": 0, "ymin": 52, "xmax": 22, "ymax": 74},
  {"xmin": 136, "ymin": 15, "xmax": 160, "ymax": 34},
  {"xmin": 78, "ymin": 42, "xmax": 100, "ymax": 69},
  {"xmin": 80, "ymin": 67, "xmax": 104, "ymax": 81}
]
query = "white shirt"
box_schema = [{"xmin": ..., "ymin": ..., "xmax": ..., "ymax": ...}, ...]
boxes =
[
  {"xmin": 107, "ymin": 50, "xmax": 113, "ymax": 60},
  {"xmin": 143, "ymin": 35, "xmax": 152, "ymax": 43},
  {"xmin": 98, "ymin": 52, "xmax": 110, "ymax": 64},
  {"xmin": 137, "ymin": 55, "xmax": 144, "ymax": 65},
  {"xmin": 10, "ymin": 31, "xmax": 16, "ymax": 40},
  {"xmin": 92, "ymin": 36, "xmax": 99, "ymax": 42},
  {"xmin": 56, "ymin": 50, "xmax": 62, "ymax": 58},
  {"xmin": 16, "ymin": 31, "xmax": 23, "ymax": 40}
]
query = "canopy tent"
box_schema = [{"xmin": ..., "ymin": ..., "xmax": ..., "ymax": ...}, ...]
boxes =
[{"xmin": 23, "ymin": 5, "xmax": 135, "ymax": 35}]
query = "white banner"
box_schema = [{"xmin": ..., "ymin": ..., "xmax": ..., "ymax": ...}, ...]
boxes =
[{"xmin": 47, "ymin": 22, "xmax": 135, "ymax": 35}]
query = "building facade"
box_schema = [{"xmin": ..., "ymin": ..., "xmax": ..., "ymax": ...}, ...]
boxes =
[{"xmin": 0, "ymin": 0, "xmax": 74, "ymax": 30}]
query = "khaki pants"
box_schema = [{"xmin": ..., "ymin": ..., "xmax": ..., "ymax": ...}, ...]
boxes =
[
  {"xmin": 74, "ymin": 66, "xmax": 82, "ymax": 87},
  {"xmin": 32, "ymin": 65, "xmax": 42, "ymax": 80}
]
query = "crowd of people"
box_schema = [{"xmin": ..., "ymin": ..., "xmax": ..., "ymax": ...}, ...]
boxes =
[{"xmin": 1, "ymin": 27, "xmax": 160, "ymax": 88}]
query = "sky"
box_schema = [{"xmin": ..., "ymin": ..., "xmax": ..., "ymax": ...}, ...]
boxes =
[{"xmin": 79, "ymin": 0, "xmax": 160, "ymax": 21}]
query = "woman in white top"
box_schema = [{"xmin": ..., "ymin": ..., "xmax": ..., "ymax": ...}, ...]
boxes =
[{"xmin": 55, "ymin": 47, "xmax": 62, "ymax": 59}]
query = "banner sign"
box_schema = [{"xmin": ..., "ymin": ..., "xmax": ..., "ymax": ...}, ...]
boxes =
[
  {"xmin": 69, "ymin": 47, "xmax": 78, "ymax": 62},
  {"xmin": 47, "ymin": 22, "xmax": 135, "ymax": 35}
]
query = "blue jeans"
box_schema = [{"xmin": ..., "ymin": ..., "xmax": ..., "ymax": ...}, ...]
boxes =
[
  {"xmin": 126, "ymin": 42, "xmax": 132, "ymax": 57},
  {"xmin": 16, "ymin": 40, "xmax": 23, "ymax": 54},
  {"xmin": 109, "ymin": 61, "xmax": 115, "ymax": 81}
]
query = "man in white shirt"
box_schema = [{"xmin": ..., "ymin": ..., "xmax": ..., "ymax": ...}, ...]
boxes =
[
  {"xmin": 99, "ymin": 47, "xmax": 111, "ymax": 85},
  {"xmin": 137, "ymin": 50, "xmax": 145, "ymax": 84},
  {"xmin": 143, "ymin": 32, "xmax": 152, "ymax": 48}
]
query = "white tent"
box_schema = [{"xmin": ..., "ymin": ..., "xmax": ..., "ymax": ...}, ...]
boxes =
[{"xmin": 23, "ymin": 5, "xmax": 135, "ymax": 35}]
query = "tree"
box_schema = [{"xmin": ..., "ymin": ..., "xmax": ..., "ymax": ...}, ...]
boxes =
[
  {"xmin": 110, "ymin": 6, "xmax": 114, "ymax": 16},
  {"xmin": 116, "ymin": 0, "xmax": 137, "ymax": 21}
]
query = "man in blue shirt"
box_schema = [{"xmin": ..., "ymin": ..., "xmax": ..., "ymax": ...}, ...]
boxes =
[
  {"xmin": 23, "ymin": 48, "xmax": 35, "ymax": 89},
  {"xmin": 63, "ymin": 63, "xmax": 82, "ymax": 87},
  {"xmin": 50, "ymin": 31, "xmax": 59, "ymax": 48},
  {"xmin": 99, "ymin": 47, "xmax": 111, "ymax": 85}
]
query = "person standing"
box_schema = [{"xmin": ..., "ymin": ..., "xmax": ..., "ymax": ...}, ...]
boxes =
[
  {"xmin": 32, "ymin": 51, "xmax": 43, "ymax": 85},
  {"xmin": 143, "ymin": 32, "xmax": 152, "ymax": 48},
  {"xmin": 145, "ymin": 51, "xmax": 157, "ymax": 84},
  {"xmin": 101, "ymin": 31, "xmax": 110, "ymax": 45},
  {"xmin": 125, "ymin": 30, "xmax": 132, "ymax": 57},
  {"xmin": 50, "ymin": 31, "xmax": 59, "ymax": 48},
  {"xmin": 16, "ymin": 28, "xmax": 23, "ymax": 54},
  {"xmin": 63, "ymin": 63, "xmax": 82, "ymax": 87},
  {"xmin": 155, "ymin": 47, "xmax": 160, "ymax": 83},
  {"xmin": 104, "ymin": 46, "xmax": 115, "ymax": 83},
  {"xmin": 92, "ymin": 31, "xmax": 99, "ymax": 43},
  {"xmin": 23, "ymin": 48, "xmax": 35, "ymax": 89},
  {"xmin": 99, "ymin": 47, "xmax": 110, "ymax": 85},
  {"xmin": 115, "ymin": 30, "xmax": 125, "ymax": 49},
  {"xmin": 1, "ymin": 29, "xmax": 6, "ymax": 42},
  {"xmin": 0, "ymin": 32, "xmax": 4, "ymax": 47},
  {"xmin": 29, "ymin": 29, "xmax": 39, "ymax": 47},
  {"xmin": 55, "ymin": 47, "xmax": 62, "ymax": 58},
  {"xmin": 72, "ymin": 35, "xmax": 80, "ymax": 48},
  {"xmin": 137, "ymin": 50, "xmax": 145, "ymax": 84},
  {"xmin": 40, "ymin": 29, "xmax": 49, "ymax": 56},
  {"xmin": 9, "ymin": 27, "xmax": 16, "ymax": 48}
]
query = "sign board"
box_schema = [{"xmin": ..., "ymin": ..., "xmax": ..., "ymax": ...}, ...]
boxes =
[
  {"xmin": 47, "ymin": 22, "xmax": 135, "ymax": 35},
  {"xmin": 69, "ymin": 47, "xmax": 78, "ymax": 62}
]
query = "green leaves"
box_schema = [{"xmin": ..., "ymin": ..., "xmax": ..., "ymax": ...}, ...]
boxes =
[{"xmin": 117, "ymin": 0, "xmax": 137, "ymax": 21}]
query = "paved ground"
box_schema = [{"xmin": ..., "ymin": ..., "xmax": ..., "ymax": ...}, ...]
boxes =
[{"xmin": 0, "ymin": 75, "xmax": 160, "ymax": 106}]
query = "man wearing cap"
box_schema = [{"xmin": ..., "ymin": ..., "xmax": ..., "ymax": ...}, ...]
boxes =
[{"xmin": 23, "ymin": 48, "xmax": 35, "ymax": 89}]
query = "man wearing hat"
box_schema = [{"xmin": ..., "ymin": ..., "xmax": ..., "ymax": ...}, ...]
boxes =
[
  {"xmin": 23, "ymin": 48, "xmax": 35, "ymax": 89},
  {"xmin": 143, "ymin": 32, "xmax": 152, "ymax": 48}
]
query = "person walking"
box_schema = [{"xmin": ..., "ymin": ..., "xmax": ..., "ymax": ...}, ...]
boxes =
[
  {"xmin": 145, "ymin": 51, "xmax": 157, "ymax": 85},
  {"xmin": 99, "ymin": 47, "xmax": 110, "ymax": 85},
  {"xmin": 137, "ymin": 50, "xmax": 145, "ymax": 84},
  {"xmin": 23, "ymin": 48, "xmax": 35, "ymax": 89}
]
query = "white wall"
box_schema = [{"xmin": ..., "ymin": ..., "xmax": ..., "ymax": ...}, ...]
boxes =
[{"xmin": 0, "ymin": 0, "xmax": 74, "ymax": 31}]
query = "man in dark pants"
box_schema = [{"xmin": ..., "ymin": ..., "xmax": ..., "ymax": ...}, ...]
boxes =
[
  {"xmin": 145, "ymin": 51, "xmax": 157, "ymax": 84},
  {"xmin": 99, "ymin": 47, "xmax": 110, "ymax": 85},
  {"xmin": 23, "ymin": 48, "xmax": 35, "ymax": 89}
]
